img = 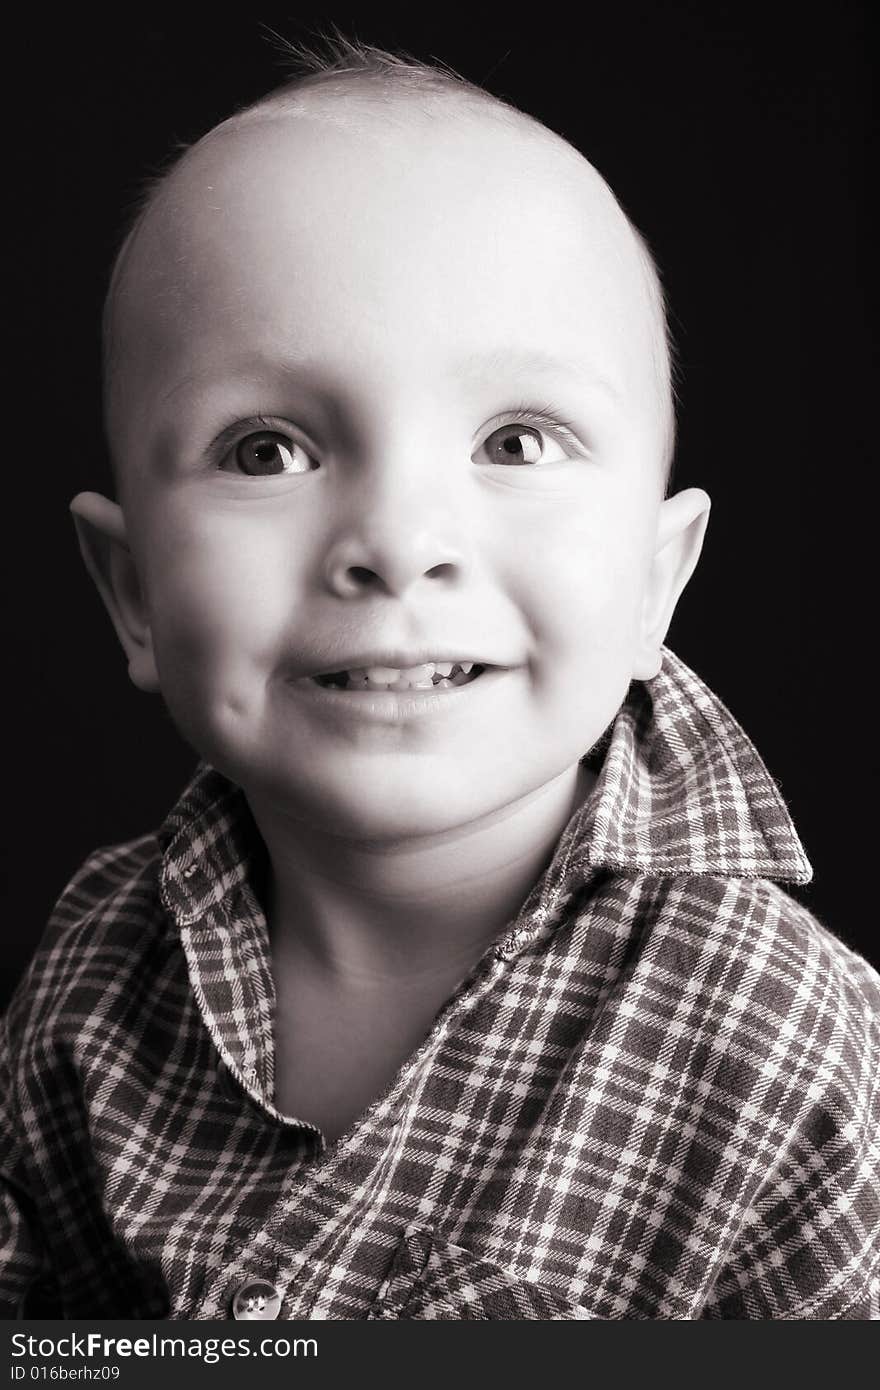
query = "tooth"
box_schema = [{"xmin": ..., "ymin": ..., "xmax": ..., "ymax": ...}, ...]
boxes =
[
  {"xmin": 390, "ymin": 677, "xmax": 410, "ymax": 691},
  {"xmin": 434, "ymin": 662, "xmax": 453, "ymax": 677},
  {"xmin": 348, "ymin": 668, "xmax": 368, "ymax": 682},
  {"xmin": 437, "ymin": 678, "xmax": 452, "ymax": 689},
  {"xmin": 460, "ymin": 661, "xmax": 474, "ymax": 674},
  {"xmin": 413, "ymin": 681, "xmax": 434, "ymax": 690},
  {"xmin": 400, "ymin": 664, "xmax": 434, "ymax": 684},
  {"xmin": 366, "ymin": 666, "xmax": 401, "ymax": 683}
]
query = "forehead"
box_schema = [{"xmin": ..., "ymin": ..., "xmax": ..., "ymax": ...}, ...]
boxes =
[{"xmin": 108, "ymin": 103, "xmax": 658, "ymax": 451}]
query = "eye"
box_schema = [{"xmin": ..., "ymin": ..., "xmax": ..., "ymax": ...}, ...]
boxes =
[
  {"xmin": 475, "ymin": 421, "xmax": 573, "ymax": 467},
  {"xmin": 222, "ymin": 430, "xmax": 318, "ymax": 477}
]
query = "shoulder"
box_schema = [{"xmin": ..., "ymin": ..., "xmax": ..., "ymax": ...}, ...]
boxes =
[
  {"xmin": 732, "ymin": 878, "xmax": 880, "ymax": 1109},
  {"xmin": 619, "ymin": 874, "xmax": 880, "ymax": 1316},
  {"xmin": 4, "ymin": 832, "xmax": 168, "ymax": 1045},
  {"xmin": 614, "ymin": 869, "xmax": 880, "ymax": 1164},
  {"xmin": 664, "ymin": 872, "xmax": 880, "ymax": 1027},
  {"xmin": 737, "ymin": 877, "xmax": 879, "ymax": 1038},
  {"xmin": 661, "ymin": 873, "xmax": 880, "ymax": 1113},
  {"xmin": 50, "ymin": 831, "xmax": 161, "ymax": 927},
  {"xmin": 756, "ymin": 878, "xmax": 880, "ymax": 1006},
  {"xmin": 680, "ymin": 878, "xmax": 880, "ymax": 1318}
]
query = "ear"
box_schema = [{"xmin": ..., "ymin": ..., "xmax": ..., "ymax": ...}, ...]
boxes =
[
  {"xmin": 633, "ymin": 487, "xmax": 711, "ymax": 681},
  {"xmin": 69, "ymin": 491, "xmax": 161, "ymax": 693}
]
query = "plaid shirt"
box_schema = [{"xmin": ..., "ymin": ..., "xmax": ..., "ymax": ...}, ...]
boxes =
[{"xmin": 2, "ymin": 648, "xmax": 878, "ymax": 1320}]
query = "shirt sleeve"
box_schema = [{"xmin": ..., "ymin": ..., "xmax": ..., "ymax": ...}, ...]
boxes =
[
  {"xmin": 702, "ymin": 949, "xmax": 880, "ymax": 1320},
  {"xmin": 0, "ymin": 1011, "xmax": 51, "ymax": 1319},
  {"xmin": 703, "ymin": 1139, "xmax": 880, "ymax": 1318}
]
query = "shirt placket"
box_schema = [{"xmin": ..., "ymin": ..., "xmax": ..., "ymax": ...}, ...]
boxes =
[{"xmin": 192, "ymin": 941, "xmax": 532, "ymax": 1320}]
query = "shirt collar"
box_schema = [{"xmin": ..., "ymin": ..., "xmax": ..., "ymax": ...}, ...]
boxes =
[
  {"xmin": 574, "ymin": 646, "xmax": 811, "ymax": 883},
  {"xmin": 158, "ymin": 645, "xmax": 811, "ymax": 927}
]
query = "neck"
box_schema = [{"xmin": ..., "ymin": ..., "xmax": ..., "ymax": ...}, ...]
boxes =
[{"xmin": 247, "ymin": 764, "xmax": 596, "ymax": 988}]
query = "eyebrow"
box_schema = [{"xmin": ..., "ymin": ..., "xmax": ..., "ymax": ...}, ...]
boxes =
[
  {"xmin": 455, "ymin": 347, "xmax": 624, "ymax": 401},
  {"xmin": 152, "ymin": 344, "xmax": 624, "ymax": 423}
]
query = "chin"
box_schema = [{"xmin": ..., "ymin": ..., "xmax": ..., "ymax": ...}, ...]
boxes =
[
  {"xmin": 306, "ymin": 783, "xmax": 493, "ymax": 844},
  {"xmin": 247, "ymin": 756, "xmax": 505, "ymax": 843}
]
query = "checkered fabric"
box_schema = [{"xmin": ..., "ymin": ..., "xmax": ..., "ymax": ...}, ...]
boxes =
[{"xmin": 2, "ymin": 648, "xmax": 878, "ymax": 1320}]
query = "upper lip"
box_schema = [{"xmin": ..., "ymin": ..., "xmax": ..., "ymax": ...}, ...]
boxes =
[{"xmin": 300, "ymin": 652, "xmax": 500, "ymax": 678}]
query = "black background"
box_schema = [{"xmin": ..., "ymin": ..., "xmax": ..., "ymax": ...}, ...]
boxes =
[{"xmin": 5, "ymin": 3, "xmax": 876, "ymax": 1007}]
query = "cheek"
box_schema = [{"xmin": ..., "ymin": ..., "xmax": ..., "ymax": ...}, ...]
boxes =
[
  {"xmin": 139, "ymin": 513, "xmax": 294, "ymax": 682},
  {"xmin": 505, "ymin": 503, "xmax": 648, "ymax": 670}
]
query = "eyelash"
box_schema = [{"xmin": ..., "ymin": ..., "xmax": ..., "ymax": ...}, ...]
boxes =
[
  {"xmin": 211, "ymin": 403, "xmax": 585, "ymax": 470},
  {"xmin": 210, "ymin": 415, "xmax": 302, "ymax": 463},
  {"xmin": 496, "ymin": 402, "xmax": 585, "ymax": 454}
]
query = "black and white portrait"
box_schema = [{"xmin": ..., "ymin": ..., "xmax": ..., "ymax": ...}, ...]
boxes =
[{"xmin": 4, "ymin": 8, "xmax": 876, "ymax": 1325}]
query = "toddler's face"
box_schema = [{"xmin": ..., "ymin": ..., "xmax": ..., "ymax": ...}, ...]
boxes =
[{"xmin": 99, "ymin": 109, "xmax": 702, "ymax": 840}]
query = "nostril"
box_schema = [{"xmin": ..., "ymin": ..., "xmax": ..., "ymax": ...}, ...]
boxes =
[
  {"xmin": 330, "ymin": 555, "xmax": 461, "ymax": 598},
  {"xmin": 348, "ymin": 566, "xmax": 381, "ymax": 588}
]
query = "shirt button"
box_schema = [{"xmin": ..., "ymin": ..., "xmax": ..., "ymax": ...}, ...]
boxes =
[{"xmin": 231, "ymin": 1280, "xmax": 283, "ymax": 1320}]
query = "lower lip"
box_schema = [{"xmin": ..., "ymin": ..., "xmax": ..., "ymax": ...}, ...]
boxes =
[{"xmin": 285, "ymin": 669, "xmax": 506, "ymax": 723}]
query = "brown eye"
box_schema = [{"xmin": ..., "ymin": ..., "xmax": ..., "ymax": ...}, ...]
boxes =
[
  {"xmin": 481, "ymin": 424, "xmax": 546, "ymax": 466},
  {"xmin": 233, "ymin": 432, "xmax": 316, "ymax": 476}
]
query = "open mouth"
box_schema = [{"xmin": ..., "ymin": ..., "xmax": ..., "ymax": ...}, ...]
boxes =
[{"xmin": 312, "ymin": 661, "xmax": 487, "ymax": 692}]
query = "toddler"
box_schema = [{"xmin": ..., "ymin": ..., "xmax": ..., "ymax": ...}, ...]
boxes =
[{"xmin": 2, "ymin": 36, "xmax": 878, "ymax": 1320}]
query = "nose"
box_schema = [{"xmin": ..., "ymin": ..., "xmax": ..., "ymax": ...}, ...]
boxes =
[{"xmin": 322, "ymin": 468, "xmax": 467, "ymax": 600}]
